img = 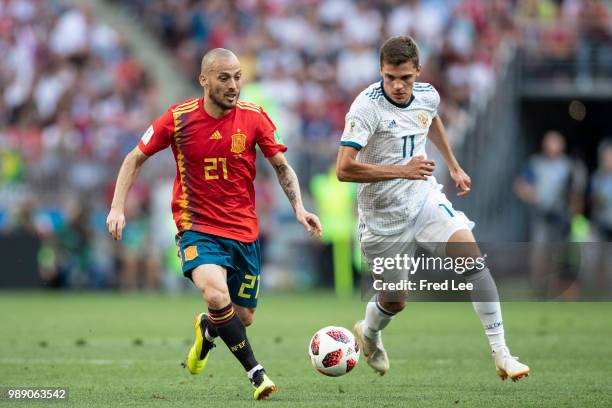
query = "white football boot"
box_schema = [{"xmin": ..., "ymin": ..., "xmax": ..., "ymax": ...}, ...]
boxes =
[
  {"xmin": 493, "ymin": 347, "xmax": 530, "ymax": 381},
  {"xmin": 354, "ymin": 320, "xmax": 389, "ymax": 375}
]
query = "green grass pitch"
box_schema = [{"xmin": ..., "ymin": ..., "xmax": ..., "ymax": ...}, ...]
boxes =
[{"xmin": 0, "ymin": 291, "xmax": 610, "ymax": 407}]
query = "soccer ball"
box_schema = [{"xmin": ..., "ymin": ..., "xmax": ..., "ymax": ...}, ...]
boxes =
[{"xmin": 308, "ymin": 326, "xmax": 360, "ymax": 377}]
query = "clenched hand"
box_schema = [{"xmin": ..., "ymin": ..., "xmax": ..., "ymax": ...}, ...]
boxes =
[
  {"xmin": 404, "ymin": 155, "xmax": 435, "ymax": 180},
  {"xmin": 106, "ymin": 207, "xmax": 126, "ymax": 240}
]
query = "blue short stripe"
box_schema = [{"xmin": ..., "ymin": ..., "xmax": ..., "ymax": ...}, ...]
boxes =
[{"xmin": 438, "ymin": 203, "xmax": 454, "ymax": 217}]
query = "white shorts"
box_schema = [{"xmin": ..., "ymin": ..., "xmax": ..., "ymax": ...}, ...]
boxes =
[{"xmin": 360, "ymin": 190, "xmax": 475, "ymax": 277}]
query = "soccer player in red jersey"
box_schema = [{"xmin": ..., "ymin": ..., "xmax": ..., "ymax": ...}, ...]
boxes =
[{"xmin": 106, "ymin": 48, "xmax": 321, "ymax": 400}]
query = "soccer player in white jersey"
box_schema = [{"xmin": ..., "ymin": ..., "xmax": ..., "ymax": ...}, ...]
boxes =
[{"xmin": 336, "ymin": 36, "xmax": 529, "ymax": 381}]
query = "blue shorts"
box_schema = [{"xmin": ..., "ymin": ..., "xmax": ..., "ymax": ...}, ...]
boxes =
[{"xmin": 177, "ymin": 230, "xmax": 261, "ymax": 308}]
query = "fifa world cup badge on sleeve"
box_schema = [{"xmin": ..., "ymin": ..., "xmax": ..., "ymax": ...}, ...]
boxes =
[{"xmin": 141, "ymin": 125, "xmax": 154, "ymax": 145}]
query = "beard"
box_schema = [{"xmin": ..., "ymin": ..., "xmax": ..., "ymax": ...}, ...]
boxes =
[{"xmin": 209, "ymin": 87, "xmax": 239, "ymax": 110}]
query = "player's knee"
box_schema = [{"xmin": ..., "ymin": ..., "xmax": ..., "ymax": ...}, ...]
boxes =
[
  {"xmin": 238, "ymin": 310, "xmax": 255, "ymax": 327},
  {"xmin": 379, "ymin": 301, "xmax": 406, "ymax": 314},
  {"xmin": 446, "ymin": 229, "xmax": 481, "ymax": 260},
  {"xmin": 203, "ymin": 288, "xmax": 231, "ymax": 309}
]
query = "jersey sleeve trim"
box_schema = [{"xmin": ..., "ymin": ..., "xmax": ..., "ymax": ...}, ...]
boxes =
[
  {"xmin": 137, "ymin": 142, "xmax": 152, "ymax": 156},
  {"xmin": 340, "ymin": 141, "xmax": 363, "ymax": 150}
]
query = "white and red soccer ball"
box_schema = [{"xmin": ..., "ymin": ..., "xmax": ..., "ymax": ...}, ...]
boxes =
[{"xmin": 308, "ymin": 326, "xmax": 360, "ymax": 377}]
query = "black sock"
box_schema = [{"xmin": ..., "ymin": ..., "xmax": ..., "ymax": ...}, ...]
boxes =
[
  {"xmin": 208, "ymin": 304, "xmax": 258, "ymax": 372},
  {"xmin": 199, "ymin": 315, "xmax": 216, "ymax": 359},
  {"xmin": 203, "ymin": 317, "xmax": 218, "ymax": 339}
]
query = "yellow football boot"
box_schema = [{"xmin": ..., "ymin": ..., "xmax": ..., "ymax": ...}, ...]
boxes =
[
  {"xmin": 185, "ymin": 313, "xmax": 214, "ymax": 375},
  {"xmin": 252, "ymin": 370, "xmax": 276, "ymax": 400}
]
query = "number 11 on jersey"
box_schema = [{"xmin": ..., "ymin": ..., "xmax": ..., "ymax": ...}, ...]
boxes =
[{"xmin": 402, "ymin": 135, "xmax": 415, "ymax": 158}]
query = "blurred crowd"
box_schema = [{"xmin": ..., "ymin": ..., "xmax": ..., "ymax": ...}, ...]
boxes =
[
  {"xmin": 121, "ymin": 0, "xmax": 520, "ymax": 175},
  {"xmin": 0, "ymin": 0, "xmax": 161, "ymax": 289},
  {"xmin": 517, "ymin": 0, "xmax": 612, "ymax": 83},
  {"xmin": 1, "ymin": 0, "xmax": 611, "ymax": 291}
]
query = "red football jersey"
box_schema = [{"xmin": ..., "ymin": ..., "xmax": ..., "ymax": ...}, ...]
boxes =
[{"xmin": 137, "ymin": 98, "xmax": 287, "ymax": 242}]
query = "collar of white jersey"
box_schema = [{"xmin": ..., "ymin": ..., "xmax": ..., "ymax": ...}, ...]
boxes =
[{"xmin": 379, "ymin": 80, "xmax": 415, "ymax": 109}]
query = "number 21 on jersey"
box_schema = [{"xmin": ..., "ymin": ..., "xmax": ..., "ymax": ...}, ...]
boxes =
[{"xmin": 204, "ymin": 157, "xmax": 228, "ymax": 180}]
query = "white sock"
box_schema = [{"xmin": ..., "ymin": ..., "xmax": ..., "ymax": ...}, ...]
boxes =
[
  {"xmin": 464, "ymin": 267, "xmax": 507, "ymax": 351},
  {"xmin": 247, "ymin": 364, "xmax": 263, "ymax": 380},
  {"xmin": 204, "ymin": 327, "xmax": 216, "ymax": 342},
  {"xmin": 363, "ymin": 299, "xmax": 395, "ymax": 339},
  {"xmin": 471, "ymin": 301, "xmax": 506, "ymax": 351}
]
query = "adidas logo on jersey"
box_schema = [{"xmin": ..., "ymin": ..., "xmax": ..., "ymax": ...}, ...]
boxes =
[
  {"xmin": 210, "ymin": 130, "xmax": 222, "ymax": 140},
  {"xmin": 388, "ymin": 120, "xmax": 397, "ymax": 129}
]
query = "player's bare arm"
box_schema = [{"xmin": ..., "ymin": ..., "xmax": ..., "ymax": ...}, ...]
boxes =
[
  {"xmin": 106, "ymin": 147, "xmax": 149, "ymax": 240},
  {"xmin": 427, "ymin": 115, "xmax": 471, "ymax": 197},
  {"xmin": 336, "ymin": 145, "xmax": 435, "ymax": 183},
  {"xmin": 267, "ymin": 152, "xmax": 322, "ymax": 238}
]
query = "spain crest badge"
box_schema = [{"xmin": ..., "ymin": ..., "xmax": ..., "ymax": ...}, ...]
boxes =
[{"xmin": 231, "ymin": 130, "xmax": 247, "ymax": 154}]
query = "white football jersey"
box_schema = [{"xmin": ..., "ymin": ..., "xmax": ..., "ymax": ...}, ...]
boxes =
[{"xmin": 340, "ymin": 81, "xmax": 443, "ymax": 236}]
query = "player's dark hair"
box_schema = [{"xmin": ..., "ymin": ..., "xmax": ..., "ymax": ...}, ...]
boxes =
[{"xmin": 380, "ymin": 36, "xmax": 420, "ymax": 67}]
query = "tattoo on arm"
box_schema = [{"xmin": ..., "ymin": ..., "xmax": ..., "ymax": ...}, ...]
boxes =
[{"xmin": 273, "ymin": 163, "xmax": 302, "ymax": 211}]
